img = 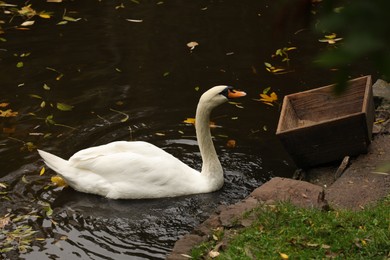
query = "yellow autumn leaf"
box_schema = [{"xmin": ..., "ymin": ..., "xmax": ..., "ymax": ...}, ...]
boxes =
[
  {"xmin": 183, "ymin": 117, "xmax": 217, "ymax": 128},
  {"xmin": 0, "ymin": 109, "xmax": 18, "ymax": 117},
  {"xmin": 39, "ymin": 167, "xmax": 45, "ymax": 176},
  {"xmin": 279, "ymin": 252, "xmax": 289, "ymax": 259},
  {"xmin": 259, "ymin": 92, "xmax": 278, "ymax": 103},
  {"xmin": 0, "ymin": 103, "xmax": 9, "ymax": 108},
  {"xmin": 39, "ymin": 12, "xmax": 52, "ymax": 19},
  {"xmin": 51, "ymin": 175, "xmax": 68, "ymax": 187},
  {"xmin": 183, "ymin": 118, "xmax": 196, "ymax": 124}
]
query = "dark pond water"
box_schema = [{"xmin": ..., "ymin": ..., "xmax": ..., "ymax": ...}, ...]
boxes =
[{"xmin": 0, "ymin": 0, "xmax": 374, "ymax": 259}]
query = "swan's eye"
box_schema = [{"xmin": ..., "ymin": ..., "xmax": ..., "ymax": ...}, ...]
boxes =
[{"xmin": 220, "ymin": 86, "xmax": 234, "ymax": 98}]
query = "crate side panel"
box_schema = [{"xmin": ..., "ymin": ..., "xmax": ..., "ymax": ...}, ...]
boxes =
[{"xmin": 277, "ymin": 114, "xmax": 369, "ymax": 168}]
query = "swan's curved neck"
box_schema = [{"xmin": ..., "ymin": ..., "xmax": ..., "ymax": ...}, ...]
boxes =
[{"xmin": 195, "ymin": 100, "xmax": 223, "ymax": 180}]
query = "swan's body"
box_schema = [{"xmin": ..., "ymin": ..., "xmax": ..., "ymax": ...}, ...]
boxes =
[{"xmin": 38, "ymin": 86, "xmax": 246, "ymax": 199}]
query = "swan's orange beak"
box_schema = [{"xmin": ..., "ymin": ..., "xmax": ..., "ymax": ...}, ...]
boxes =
[{"xmin": 228, "ymin": 89, "xmax": 246, "ymax": 98}]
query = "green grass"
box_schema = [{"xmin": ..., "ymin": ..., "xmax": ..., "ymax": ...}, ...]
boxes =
[{"xmin": 191, "ymin": 196, "xmax": 390, "ymax": 259}]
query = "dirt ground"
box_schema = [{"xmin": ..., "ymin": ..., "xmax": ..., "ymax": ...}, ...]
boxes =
[{"xmin": 168, "ymin": 81, "xmax": 390, "ymax": 260}]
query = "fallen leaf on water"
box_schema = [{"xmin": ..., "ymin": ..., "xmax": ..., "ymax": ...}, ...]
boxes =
[
  {"xmin": 279, "ymin": 252, "xmax": 289, "ymax": 259},
  {"xmin": 187, "ymin": 41, "xmax": 199, "ymax": 50},
  {"xmin": 24, "ymin": 142, "xmax": 36, "ymax": 152},
  {"xmin": 20, "ymin": 20, "xmax": 35, "ymax": 26},
  {"xmin": 39, "ymin": 12, "xmax": 52, "ymax": 19},
  {"xmin": 0, "ymin": 103, "xmax": 9, "ymax": 107},
  {"xmin": 16, "ymin": 61, "xmax": 24, "ymax": 68},
  {"xmin": 319, "ymin": 33, "xmax": 343, "ymax": 44},
  {"xmin": 56, "ymin": 102, "xmax": 74, "ymax": 111},
  {"xmin": 0, "ymin": 182, "xmax": 7, "ymax": 189},
  {"xmin": 40, "ymin": 167, "xmax": 46, "ymax": 176},
  {"xmin": 183, "ymin": 118, "xmax": 196, "ymax": 124},
  {"xmin": 110, "ymin": 108, "xmax": 129, "ymax": 122},
  {"xmin": 63, "ymin": 16, "xmax": 81, "ymax": 22},
  {"xmin": 18, "ymin": 5, "xmax": 36, "ymax": 18},
  {"xmin": 254, "ymin": 90, "xmax": 278, "ymax": 106},
  {"xmin": 228, "ymin": 101, "xmax": 244, "ymax": 108},
  {"xmin": 51, "ymin": 175, "xmax": 68, "ymax": 187},
  {"xmin": 126, "ymin": 19, "xmax": 143, "ymax": 23},
  {"xmin": 0, "ymin": 109, "xmax": 18, "ymax": 117},
  {"xmin": 22, "ymin": 175, "xmax": 29, "ymax": 184},
  {"xmin": 183, "ymin": 118, "xmax": 217, "ymax": 127},
  {"xmin": 226, "ymin": 139, "xmax": 236, "ymax": 148}
]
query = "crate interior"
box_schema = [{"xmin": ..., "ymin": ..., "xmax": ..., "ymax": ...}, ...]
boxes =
[{"xmin": 278, "ymin": 76, "xmax": 370, "ymax": 132}]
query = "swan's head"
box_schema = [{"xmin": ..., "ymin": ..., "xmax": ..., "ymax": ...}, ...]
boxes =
[{"xmin": 199, "ymin": 85, "xmax": 246, "ymax": 109}]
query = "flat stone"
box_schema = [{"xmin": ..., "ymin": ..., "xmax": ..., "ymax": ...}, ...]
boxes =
[
  {"xmin": 250, "ymin": 177, "xmax": 326, "ymax": 209},
  {"xmin": 167, "ymin": 234, "xmax": 205, "ymax": 260},
  {"xmin": 373, "ymin": 79, "xmax": 390, "ymax": 100}
]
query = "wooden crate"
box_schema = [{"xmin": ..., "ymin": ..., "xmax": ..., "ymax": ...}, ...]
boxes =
[{"xmin": 276, "ymin": 75, "xmax": 375, "ymax": 168}]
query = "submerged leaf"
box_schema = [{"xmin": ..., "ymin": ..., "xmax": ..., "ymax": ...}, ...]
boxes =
[{"xmin": 56, "ymin": 102, "xmax": 74, "ymax": 111}]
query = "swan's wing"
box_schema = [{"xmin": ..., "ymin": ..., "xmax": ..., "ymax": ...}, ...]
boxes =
[
  {"xmin": 69, "ymin": 141, "xmax": 168, "ymax": 162},
  {"xmin": 68, "ymin": 141, "xmax": 197, "ymax": 183}
]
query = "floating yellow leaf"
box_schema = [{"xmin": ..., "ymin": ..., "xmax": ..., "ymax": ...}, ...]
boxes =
[
  {"xmin": 279, "ymin": 252, "xmax": 289, "ymax": 259},
  {"xmin": 39, "ymin": 167, "xmax": 46, "ymax": 176},
  {"xmin": 259, "ymin": 92, "xmax": 278, "ymax": 104},
  {"xmin": 183, "ymin": 118, "xmax": 196, "ymax": 124},
  {"xmin": 183, "ymin": 118, "xmax": 216, "ymax": 127},
  {"xmin": 0, "ymin": 109, "xmax": 18, "ymax": 117},
  {"xmin": 51, "ymin": 176, "xmax": 68, "ymax": 187},
  {"xmin": 39, "ymin": 11, "xmax": 52, "ymax": 19},
  {"xmin": 0, "ymin": 103, "xmax": 9, "ymax": 108}
]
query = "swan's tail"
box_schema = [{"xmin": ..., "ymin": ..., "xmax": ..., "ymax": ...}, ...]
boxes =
[{"xmin": 38, "ymin": 149, "xmax": 68, "ymax": 174}]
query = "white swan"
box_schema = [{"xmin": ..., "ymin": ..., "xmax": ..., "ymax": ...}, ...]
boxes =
[{"xmin": 38, "ymin": 86, "xmax": 246, "ymax": 199}]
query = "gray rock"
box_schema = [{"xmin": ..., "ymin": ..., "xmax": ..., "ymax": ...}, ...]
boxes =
[{"xmin": 373, "ymin": 79, "xmax": 390, "ymax": 100}]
